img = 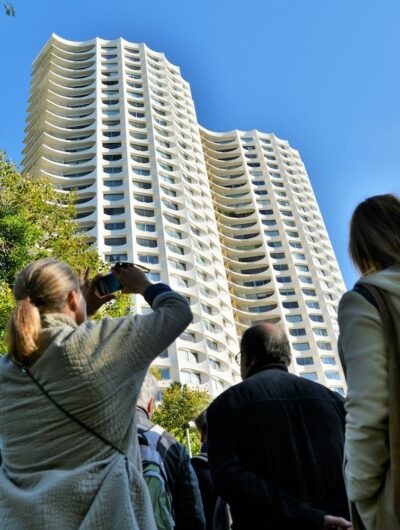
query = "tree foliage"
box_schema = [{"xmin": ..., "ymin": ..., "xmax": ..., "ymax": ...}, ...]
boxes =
[
  {"xmin": 3, "ymin": 2, "xmax": 14, "ymax": 16},
  {"xmin": 153, "ymin": 381, "xmax": 210, "ymax": 454},
  {"xmin": 0, "ymin": 153, "xmax": 131, "ymax": 353}
]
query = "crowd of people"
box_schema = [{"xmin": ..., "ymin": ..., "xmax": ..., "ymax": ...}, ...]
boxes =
[{"xmin": 0, "ymin": 192, "xmax": 399, "ymax": 530}]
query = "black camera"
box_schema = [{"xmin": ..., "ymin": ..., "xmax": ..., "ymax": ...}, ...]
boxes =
[{"xmin": 96, "ymin": 262, "xmax": 150, "ymax": 295}]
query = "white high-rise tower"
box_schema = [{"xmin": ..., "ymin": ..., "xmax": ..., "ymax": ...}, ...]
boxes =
[{"xmin": 23, "ymin": 35, "xmax": 347, "ymax": 396}]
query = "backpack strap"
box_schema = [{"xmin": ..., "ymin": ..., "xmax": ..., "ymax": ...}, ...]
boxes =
[{"xmin": 353, "ymin": 284, "xmax": 379, "ymax": 310}]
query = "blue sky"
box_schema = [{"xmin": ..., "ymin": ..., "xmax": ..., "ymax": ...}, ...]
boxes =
[{"xmin": 1, "ymin": 0, "xmax": 399, "ymax": 288}]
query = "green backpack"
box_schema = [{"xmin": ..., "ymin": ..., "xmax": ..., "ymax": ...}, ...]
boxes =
[{"xmin": 138, "ymin": 425, "xmax": 175, "ymax": 530}]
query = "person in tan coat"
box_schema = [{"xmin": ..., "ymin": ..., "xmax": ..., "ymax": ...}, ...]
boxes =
[{"xmin": 338, "ymin": 194, "xmax": 400, "ymax": 530}]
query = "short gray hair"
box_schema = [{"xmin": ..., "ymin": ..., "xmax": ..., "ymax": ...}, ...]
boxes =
[{"xmin": 137, "ymin": 371, "xmax": 159, "ymax": 410}]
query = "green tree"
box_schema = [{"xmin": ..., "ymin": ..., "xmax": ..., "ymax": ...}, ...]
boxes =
[
  {"xmin": 0, "ymin": 153, "xmax": 131, "ymax": 353},
  {"xmin": 3, "ymin": 2, "xmax": 14, "ymax": 16},
  {"xmin": 153, "ymin": 381, "xmax": 210, "ymax": 454}
]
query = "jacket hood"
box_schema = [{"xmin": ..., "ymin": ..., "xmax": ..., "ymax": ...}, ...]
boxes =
[{"xmin": 358, "ymin": 264, "xmax": 400, "ymax": 298}]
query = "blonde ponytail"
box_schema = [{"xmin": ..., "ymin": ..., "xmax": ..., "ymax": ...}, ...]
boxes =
[
  {"xmin": 7, "ymin": 259, "xmax": 79, "ymax": 366},
  {"xmin": 7, "ymin": 298, "xmax": 42, "ymax": 365}
]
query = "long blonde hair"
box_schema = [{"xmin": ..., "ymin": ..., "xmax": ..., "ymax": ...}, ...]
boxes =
[
  {"xmin": 7, "ymin": 259, "xmax": 79, "ymax": 366},
  {"xmin": 349, "ymin": 194, "xmax": 400, "ymax": 275}
]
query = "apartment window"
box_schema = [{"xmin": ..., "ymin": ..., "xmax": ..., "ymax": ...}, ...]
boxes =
[
  {"xmin": 181, "ymin": 331, "xmax": 196, "ymax": 342},
  {"xmin": 209, "ymin": 358, "xmax": 221, "ymax": 370},
  {"xmin": 104, "ymin": 180, "xmax": 123, "ymax": 188},
  {"xmin": 105, "ymin": 222, "xmax": 125, "ymax": 230},
  {"xmin": 201, "ymin": 303, "xmax": 213, "ymax": 315},
  {"xmin": 309, "ymin": 315, "xmax": 324, "ymax": 322},
  {"xmin": 325, "ymin": 371, "xmax": 341, "ymax": 380},
  {"xmin": 283, "ymin": 301, "xmax": 299, "ymax": 309},
  {"xmin": 331, "ymin": 387, "xmax": 345, "ymax": 396},
  {"xmin": 103, "ymin": 110, "xmax": 119, "ymax": 117},
  {"xmin": 103, "ymin": 131, "xmax": 120, "ymax": 137},
  {"xmin": 134, "ymin": 194, "xmax": 153, "ymax": 203},
  {"xmin": 160, "ymin": 368, "xmax": 171, "ymax": 380},
  {"xmin": 180, "ymin": 350, "xmax": 199, "ymax": 363},
  {"xmin": 134, "ymin": 208, "xmax": 154, "ymax": 217},
  {"xmin": 317, "ymin": 342, "xmax": 332, "ymax": 351},
  {"xmin": 104, "ymin": 207, "xmax": 125, "ymax": 215},
  {"xmin": 172, "ymin": 276, "xmax": 188, "ymax": 288},
  {"xmin": 286, "ymin": 315, "xmax": 302, "ymax": 323},
  {"xmin": 273, "ymin": 264, "xmax": 289, "ymax": 271},
  {"xmin": 314, "ymin": 328, "xmax": 328, "ymax": 336},
  {"xmin": 137, "ymin": 238, "xmax": 157, "ymax": 248},
  {"xmin": 299, "ymin": 276, "xmax": 313, "ymax": 284},
  {"xmin": 104, "ymin": 167, "xmax": 122, "ymax": 174},
  {"xmin": 138, "ymin": 255, "xmax": 159, "ymax": 264},
  {"xmin": 277, "ymin": 276, "xmax": 292, "ymax": 283},
  {"xmin": 181, "ymin": 371, "xmax": 201, "ymax": 384},
  {"xmin": 163, "ymin": 200, "xmax": 179, "ymax": 211},
  {"xmin": 132, "ymin": 168, "xmax": 150, "ymax": 176},
  {"xmin": 105, "ymin": 253, "xmax": 127, "ymax": 262},
  {"xmin": 148, "ymin": 272, "xmax": 160, "ymax": 282},
  {"xmin": 240, "ymin": 267, "xmax": 268, "ymax": 274},
  {"xmin": 302, "ymin": 289, "xmax": 317, "ymax": 296},
  {"xmin": 321, "ymin": 356, "xmax": 336, "ymax": 365},
  {"xmin": 265, "ymin": 230, "xmax": 280, "ymax": 237},
  {"xmin": 203, "ymin": 320, "xmax": 216, "ymax": 332},
  {"xmin": 296, "ymin": 265, "xmax": 309, "ymax": 272},
  {"xmin": 170, "ymin": 260, "xmax": 187, "ymax": 271},
  {"xmin": 300, "ymin": 372, "xmax": 318, "ymax": 381},
  {"xmin": 161, "ymin": 187, "xmax": 177, "ymax": 197},
  {"xmin": 290, "ymin": 328, "xmax": 306, "ymax": 336},
  {"xmin": 135, "ymin": 181, "xmax": 152, "ymax": 189},
  {"xmin": 306, "ymin": 301, "xmax": 320, "ymax": 309},
  {"xmin": 160, "ymin": 174, "xmax": 175, "ymax": 184},
  {"xmin": 296, "ymin": 357, "xmax": 314, "ymax": 366},
  {"xmin": 262, "ymin": 220, "xmax": 277, "ymax": 226},
  {"xmin": 105, "ymin": 237, "xmax": 126, "ymax": 246},
  {"xmin": 243, "ymin": 279, "xmax": 268, "ymax": 287},
  {"xmin": 132, "ymin": 155, "xmax": 149, "ymax": 164},
  {"xmin": 104, "ymin": 193, "xmax": 124, "ymax": 201},
  {"xmin": 103, "ymin": 154, "xmax": 122, "ymax": 161},
  {"xmin": 136, "ymin": 222, "xmax": 155, "ymax": 232},
  {"xmin": 267, "ymin": 241, "xmax": 283, "ymax": 248},
  {"xmin": 167, "ymin": 243, "xmax": 184, "ymax": 255},
  {"xmin": 206, "ymin": 339, "xmax": 218, "ymax": 351},
  {"xmin": 279, "ymin": 289, "xmax": 295, "ymax": 296},
  {"xmin": 166, "ymin": 227, "xmax": 182, "ymax": 239},
  {"xmin": 293, "ymin": 342, "xmax": 310, "ymax": 351},
  {"xmin": 164, "ymin": 214, "xmax": 181, "ymax": 225}
]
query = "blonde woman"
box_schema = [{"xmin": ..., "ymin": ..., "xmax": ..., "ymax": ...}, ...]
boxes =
[
  {"xmin": 0, "ymin": 259, "xmax": 192, "ymax": 529},
  {"xmin": 338, "ymin": 194, "xmax": 400, "ymax": 530}
]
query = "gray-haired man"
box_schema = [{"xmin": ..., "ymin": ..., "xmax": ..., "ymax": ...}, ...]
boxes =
[{"xmin": 137, "ymin": 372, "xmax": 206, "ymax": 530}]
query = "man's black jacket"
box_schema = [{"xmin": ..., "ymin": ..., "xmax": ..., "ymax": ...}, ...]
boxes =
[{"xmin": 207, "ymin": 364, "xmax": 349, "ymax": 530}]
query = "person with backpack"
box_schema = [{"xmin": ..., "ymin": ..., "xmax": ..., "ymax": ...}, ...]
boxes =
[
  {"xmin": 137, "ymin": 372, "xmax": 206, "ymax": 530},
  {"xmin": 338, "ymin": 194, "xmax": 400, "ymax": 530},
  {"xmin": 191, "ymin": 410, "xmax": 231, "ymax": 530},
  {"xmin": 0, "ymin": 259, "xmax": 192, "ymax": 529}
]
